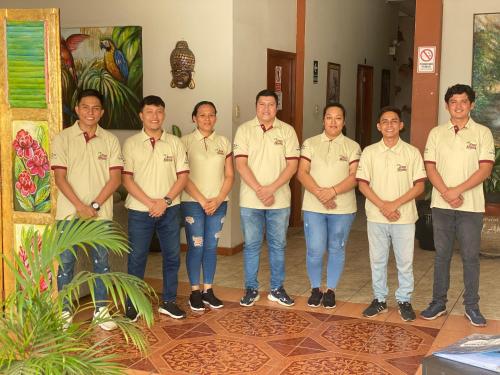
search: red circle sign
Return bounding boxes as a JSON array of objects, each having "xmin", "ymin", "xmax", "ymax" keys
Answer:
[{"xmin": 420, "ymin": 48, "xmax": 433, "ymax": 62}]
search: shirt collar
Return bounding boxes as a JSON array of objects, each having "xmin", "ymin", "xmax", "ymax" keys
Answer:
[
  {"xmin": 253, "ymin": 116, "xmax": 282, "ymax": 130},
  {"xmin": 378, "ymin": 137, "xmax": 403, "ymax": 153},
  {"xmin": 140, "ymin": 129, "xmax": 166, "ymax": 143},
  {"xmin": 194, "ymin": 128, "xmax": 216, "ymax": 141},
  {"xmin": 320, "ymin": 131, "xmax": 344, "ymax": 143},
  {"xmin": 71, "ymin": 121, "xmax": 102, "ymax": 138},
  {"xmin": 447, "ymin": 118, "xmax": 474, "ymax": 131}
]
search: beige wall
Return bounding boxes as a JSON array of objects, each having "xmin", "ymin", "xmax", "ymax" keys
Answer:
[
  {"xmin": 439, "ymin": 0, "xmax": 499, "ymax": 125},
  {"xmin": 303, "ymin": 0, "xmax": 398, "ymax": 142}
]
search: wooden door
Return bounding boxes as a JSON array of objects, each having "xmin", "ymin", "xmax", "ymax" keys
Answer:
[
  {"xmin": 355, "ymin": 64, "xmax": 374, "ymax": 149},
  {"xmin": 267, "ymin": 49, "xmax": 301, "ymax": 227}
]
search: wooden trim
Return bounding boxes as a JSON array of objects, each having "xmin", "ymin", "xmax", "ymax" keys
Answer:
[{"xmin": 181, "ymin": 242, "xmax": 243, "ymax": 256}]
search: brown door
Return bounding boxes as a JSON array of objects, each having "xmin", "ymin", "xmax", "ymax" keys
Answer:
[
  {"xmin": 355, "ymin": 64, "xmax": 374, "ymax": 149},
  {"xmin": 266, "ymin": 49, "xmax": 301, "ymax": 227}
]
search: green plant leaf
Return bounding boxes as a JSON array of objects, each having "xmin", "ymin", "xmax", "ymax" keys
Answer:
[
  {"xmin": 34, "ymin": 200, "xmax": 51, "ymax": 213},
  {"xmin": 14, "ymin": 156, "xmax": 25, "ymax": 179},
  {"xmin": 123, "ymin": 38, "xmax": 140, "ymax": 65},
  {"xmin": 34, "ymin": 183, "xmax": 50, "ymax": 206},
  {"xmin": 15, "ymin": 188, "xmax": 35, "ymax": 211}
]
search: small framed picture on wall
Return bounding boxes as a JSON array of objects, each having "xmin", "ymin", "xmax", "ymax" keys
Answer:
[{"xmin": 326, "ymin": 62, "xmax": 341, "ymax": 105}]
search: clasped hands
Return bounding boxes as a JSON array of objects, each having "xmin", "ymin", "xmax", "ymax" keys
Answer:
[
  {"xmin": 441, "ymin": 187, "xmax": 464, "ymax": 208},
  {"xmin": 379, "ymin": 201, "xmax": 400, "ymax": 222},
  {"xmin": 256, "ymin": 185, "xmax": 276, "ymax": 207},
  {"xmin": 315, "ymin": 187, "xmax": 337, "ymax": 209}
]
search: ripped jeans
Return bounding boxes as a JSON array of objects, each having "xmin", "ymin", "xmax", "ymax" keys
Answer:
[
  {"xmin": 181, "ymin": 201, "xmax": 227, "ymax": 286},
  {"xmin": 304, "ymin": 211, "xmax": 355, "ymax": 290},
  {"xmin": 57, "ymin": 219, "xmax": 111, "ymax": 309}
]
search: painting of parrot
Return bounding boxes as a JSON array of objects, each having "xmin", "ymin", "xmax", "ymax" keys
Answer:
[
  {"xmin": 100, "ymin": 38, "xmax": 129, "ymax": 83},
  {"xmin": 60, "ymin": 34, "xmax": 89, "ymax": 82}
]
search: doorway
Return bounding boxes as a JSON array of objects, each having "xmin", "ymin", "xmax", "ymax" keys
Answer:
[
  {"xmin": 355, "ymin": 64, "xmax": 374, "ymax": 149},
  {"xmin": 266, "ymin": 49, "xmax": 301, "ymax": 227}
]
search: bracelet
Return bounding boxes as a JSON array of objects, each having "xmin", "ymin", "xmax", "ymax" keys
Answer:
[{"xmin": 332, "ymin": 186, "xmax": 338, "ymax": 196}]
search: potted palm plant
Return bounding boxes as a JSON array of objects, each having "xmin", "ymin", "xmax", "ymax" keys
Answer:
[{"xmin": 0, "ymin": 219, "xmax": 156, "ymax": 374}]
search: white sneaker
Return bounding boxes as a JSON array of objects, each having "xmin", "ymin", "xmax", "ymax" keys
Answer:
[
  {"xmin": 93, "ymin": 307, "xmax": 118, "ymax": 331},
  {"xmin": 62, "ymin": 310, "xmax": 73, "ymax": 331}
]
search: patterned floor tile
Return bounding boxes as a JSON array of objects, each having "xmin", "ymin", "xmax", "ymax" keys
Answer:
[
  {"xmin": 386, "ymin": 355, "xmax": 425, "ymax": 375},
  {"xmin": 162, "ymin": 322, "xmax": 215, "ymax": 339}
]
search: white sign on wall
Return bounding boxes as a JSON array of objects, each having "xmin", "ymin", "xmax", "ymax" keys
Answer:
[{"xmin": 417, "ymin": 46, "xmax": 436, "ymax": 73}]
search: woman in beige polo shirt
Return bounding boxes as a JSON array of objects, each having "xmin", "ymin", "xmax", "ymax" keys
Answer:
[
  {"xmin": 297, "ymin": 103, "xmax": 361, "ymax": 308},
  {"xmin": 181, "ymin": 101, "xmax": 234, "ymax": 311}
]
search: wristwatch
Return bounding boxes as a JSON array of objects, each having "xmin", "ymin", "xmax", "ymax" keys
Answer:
[
  {"xmin": 91, "ymin": 201, "xmax": 101, "ymax": 211},
  {"xmin": 164, "ymin": 196, "xmax": 173, "ymax": 206}
]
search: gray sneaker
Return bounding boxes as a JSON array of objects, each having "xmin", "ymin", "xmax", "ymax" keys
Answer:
[
  {"xmin": 465, "ymin": 307, "xmax": 486, "ymax": 327},
  {"xmin": 420, "ymin": 301, "xmax": 447, "ymax": 320},
  {"xmin": 240, "ymin": 288, "xmax": 260, "ymax": 307}
]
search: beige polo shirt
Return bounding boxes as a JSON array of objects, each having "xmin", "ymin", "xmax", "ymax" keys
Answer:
[
  {"xmin": 301, "ymin": 132, "xmax": 361, "ymax": 214},
  {"xmin": 424, "ymin": 118, "xmax": 495, "ymax": 212},
  {"xmin": 233, "ymin": 116, "xmax": 300, "ymax": 209},
  {"xmin": 122, "ymin": 130, "xmax": 189, "ymax": 212},
  {"xmin": 50, "ymin": 121, "xmax": 124, "ymax": 220},
  {"xmin": 356, "ymin": 138, "xmax": 426, "ymax": 224},
  {"xmin": 181, "ymin": 129, "xmax": 232, "ymax": 202}
]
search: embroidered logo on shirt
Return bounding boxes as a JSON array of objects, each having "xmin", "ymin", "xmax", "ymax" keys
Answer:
[
  {"xmin": 164, "ymin": 155, "xmax": 173, "ymax": 162},
  {"xmin": 216, "ymin": 148, "xmax": 225, "ymax": 156},
  {"xmin": 339, "ymin": 155, "xmax": 348, "ymax": 162},
  {"xmin": 466, "ymin": 142, "xmax": 477, "ymax": 150},
  {"xmin": 97, "ymin": 152, "xmax": 108, "ymax": 161},
  {"xmin": 274, "ymin": 138, "xmax": 284, "ymax": 146},
  {"xmin": 397, "ymin": 164, "xmax": 407, "ymax": 172}
]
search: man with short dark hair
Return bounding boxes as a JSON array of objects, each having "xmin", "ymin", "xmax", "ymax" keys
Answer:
[
  {"xmin": 51, "ymin": 89, "xmax": 123, "ymax": 331},
  {"xmin": 234, "ymin": 89, "xmax": 300, "ymax": 307},
  {"xmin": 122, "ymin": 95, "xmax": 189, "ymax": 321},
  {"xmin": 356, "ymin": 106, "xmax": 425, "ymax": 322},
  {"xmin": 421, "ymin": 84, "xmax": 495, "ymax": 327}
]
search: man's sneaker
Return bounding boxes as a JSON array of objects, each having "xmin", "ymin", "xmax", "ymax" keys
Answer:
[
  {"xmin": 62, "ymin": 310, "xmax": 73, "ymax": 331},
  {"xmin": 322, "ymin": 289, "xmax": 336, "ymax": 309},
  {"xmin": 362, "ymin": 299, "xmax": 388, "ymax": 318},
  {"xmin": 202, "ymin": 288, "xmax": 224, "ymax": 309},
  {"xmin": 307, "ymin": 288, "xmax": 323, "ymax": 307},
  {"xmin": 267, "ymin": 286, "xmax": 295, "ymax": 307},
  {"xmin": 93, "ymin": 307, "xmax": 118, "ymax": 331},
  {"xmin": 158, "ymin": 301, "xmax": 186, "ymax": 319},
  {"xmin": 189, "ymin": 290, "xmax": 205, "ymax": 311},
  {"xmin": 125, "ymin": 304, "xmax": 140, "ymax": 323},
  {"xmin": 398, "ymin": 301, "xmax": 416, "ymax": 322},
  {"xmin": 240, "ymin": 288, "xmax": 260, "ymax": 307},
  {"xmin": 465, "ymin": 307, "xmax": 487, "ymax": 327},
  {"xmin": 420, "ymin": 301, "xmax": 447, "ymax": 320}
]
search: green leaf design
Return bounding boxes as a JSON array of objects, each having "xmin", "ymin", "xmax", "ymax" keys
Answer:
[
  {"xmin": 35, "ymin": 199, "xmax": 51, "ymax": 213},
  {"xmin": 34, "ymin": 184, "xmax": 50, "ymax": 206},
  {"xmin": 123, "ymin": 38, "xmax": 140, "ymax": 65},
  {"xmin": 15, "ymin": 188, "xmax": 35, "ymax": 211},
  {"xmin": 127, "ymin": 59, "xmax": 143, "ymax": 94},
  {"xmin": 14, "ymin": 157, "xmax": 25, "ymax": 179}
]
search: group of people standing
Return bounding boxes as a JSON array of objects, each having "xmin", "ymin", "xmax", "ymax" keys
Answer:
[{"xmin": 51, "ymin": 83, "xmax": 494, "ymax": 331}]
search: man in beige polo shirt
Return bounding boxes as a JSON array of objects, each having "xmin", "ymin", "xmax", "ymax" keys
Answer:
[
  {"xmin": 421, "ymin": 84, "xmax": 495, "ymax": 327},
  {"xmin": 51, "ymin": 89, "xmax": 123, "ymax": 331},
  {"xmin": 234, "ymin": 89, "xmax": 300, "ymax": 307},
  {"xmin": 122, "ymin": 95, "xmax": 189, "ymax": 321},
  {"xmin": 356, "ymin": 106, "xmax": 425, "ymax": 322}
]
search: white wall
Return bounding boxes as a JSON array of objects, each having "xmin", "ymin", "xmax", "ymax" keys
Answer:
[
  {"xmin": 439, "ymin": 0, "xmax": 499, "ymax": 125},
  {"xmin": 303, "ymin": 0, "xmax": 398, "ymax": 142}
]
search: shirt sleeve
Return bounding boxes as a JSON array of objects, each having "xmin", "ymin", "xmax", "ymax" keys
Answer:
[
  {"xmin": 122, "ymin": 139, "xmax": 134, "ymax": 174},
  {"xmin": 479, "ymin": 127, "xmax": 495, "ymax": 163},
  {"xmin": 175, "ymin": 138, "xmax": 190, "ymax": 174},
  {"xmin": 109, "ymin": 135, "xmax": 124, "ymax": 170},
  {"xmin": 233, "ymin": 126, "xmax": 248, "ymax": 157},
  {"xmin": 355, "ymin": 149, "xmax": 371, "ymax": 183},
  {"xmin": 300, "ymin": 138, "xmax": 312, "ymax": 162},
  {"xmin": 412, "ymin": 148, "xmax": 427, "ymax": 183},
  {"xmin": 223, "ymin": 136, "xmax": 233, "ymax": 158},
  {"xmin": 50, "ymin": 133, "xmax": 67, "ymax": 169},
  {"xmin": 349, "ymin": 141, "xmax": 362, "ymax": 164},
  {"xmin": 423, "ymin": 128, "xmax": 437, "ymax": 163},
  {"xmin": 284, "ymin": 126, "xmax": 300, "ymax": 160}
]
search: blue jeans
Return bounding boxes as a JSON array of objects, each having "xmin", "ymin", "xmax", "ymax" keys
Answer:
[
  {"xmin": 304, "ymin": 211, "xmax": 355, "ymax": 289},
  {"xmin": 57, "ymin": 219, "xmax": 111, "ymax": 309},
  {"xmin": 240, "ymin": 207, "xmax": 290, "ymax": 290},
  {"xmin": 181, "ymin": 201, "xmax": 227, "ymax": 286},
  {"xmin": 367, "ymin": 221, "xmax": 415, "ymax": 302},
  {"xmin": 431, "ymin": 208, "xmax": 483, "ymax": 308},
  {"xmin": 127, "ymin": 205, "xmax": 181, "ymax": 302}
]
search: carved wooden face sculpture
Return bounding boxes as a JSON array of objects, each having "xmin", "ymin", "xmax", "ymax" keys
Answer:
[{"xmin": 170, "ymin": 41, "xmax": 195, "ymax": 89}]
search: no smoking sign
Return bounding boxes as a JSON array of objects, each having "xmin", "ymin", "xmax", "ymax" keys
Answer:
[{"xmin": 417, "ymin": 46, "xmax": 436, "ymax": 73}]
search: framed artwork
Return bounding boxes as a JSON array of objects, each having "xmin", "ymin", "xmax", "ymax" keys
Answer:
[
  {"xmin": 61, "ymin": 26, "xmax": 143, "ymax": 129},
  {"xmin": 472, "ymin": 13, "xmax": 500, "ymax": 144},
  {"xmin": 326, "ymin": 62, "xmax": 341, "ymax": 105}
]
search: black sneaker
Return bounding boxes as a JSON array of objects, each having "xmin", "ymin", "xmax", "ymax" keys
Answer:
[
  {"xmin": 322, "ymin": 289, "xmax": 336, "ymax": 309},
  {"xmin": 362, "ymin": 299, "xmax": 388, "ymax": 317},
  {"xmin": 420, "ymin": 301, "xmax": 447, "ymax": 320},
  {"xmin": 267, "ymin": 286, "xmax": 294, "ymax": 307},
  {"xmin": 158, "ymin": 301, "xmax": 186, "ymax": 319},
  {"xmin": 465, "ymin": 307, "xmax": 487, "ymax": 327},
  {"xmin": 398, "ymin": 301, "xmax": 416, "ymax": 322},
  {"xmin": 307, "ymin": 288, "xmax": 323, "ymax": 307},
  {"xmin": 125, "ymin": 304, "xmax": 139, "ymax": 322},
  {"xmin": 202, "ymin": 288, "xmax": 224, "ymax": 309},
  {"xmin": 189, "ymin": 290, "xmax": 205, "ymax": 311},
  {"xmin": 240, "ymin": 288, "xmax": 260, "ymax": 307}
]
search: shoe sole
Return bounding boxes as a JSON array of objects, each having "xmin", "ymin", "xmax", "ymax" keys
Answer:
[
  {"xmin": 363, "ymin": 308, "xmax": 388, "ymax": 318},
  {"xmin": 158, "ymin": 307, "xmax": 186, "ymax": 319},
  {"xmin": 267, "ymin": 293, "xmax": 295, "ymax": 307},
  {"xmin": 188, "ymin": 301, "xmax": 205, "ymax": 312},
  {"xmin": 464, "ymin": 312, "xmax": 487, "ymax": 327},
  {"xmin": 202, "ymin": 300, "xmax": 224, "ymax": 309},
  {"xmin": 98, "ymin": 323, "xmax": 118, "ymax": 331},
  {"xmin": 323, "ymin": 304, "xmax": 336, "ymax": 309},
  {"xmin": 240, "ymin": 294, "xmax": 260, "ymax": 307},
  {"xmin": 398, "ymin": 310, "xmax": 416, "ymax": 322},
  {"xmin": 307, "ymin": 302, "xmax": 321, "ymax": 308},
  {"xmin": 420, "ymin": 309, "xmax": 447, "ymax": 320}
]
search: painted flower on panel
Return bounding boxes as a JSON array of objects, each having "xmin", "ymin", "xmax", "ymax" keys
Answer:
[
  {"xmin": 18, "ymin": 231, "xmax": 51, "ymax": 292},
  {"xmin": 15, "ymin": 171, "xmax": 37, "ymax": 197},
  {"xmin": 13, "ymin": 129, "xmax": 40, "ymax": 159},
  {"xmin": 26, "ymin": 147, "xmax": 50, "ymax": 178}
]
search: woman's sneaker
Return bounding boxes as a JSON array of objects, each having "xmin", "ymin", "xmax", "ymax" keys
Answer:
[
  {"xmin": 322, "ymin": 289, "xmax": 336, "ymax": 309},
  {"xmin": 202, "ymin": 288, "xmax": 224, "ymax": 309},
  {"xmin": 267, "ymin": 286, "xmax": 294, "ymax": 307},
  {"xmin": 307, "ymin": 288, "xmax": 323, "ymax": 307},
  {"xmin": 159, "ymin": 301, "xmax": 187, "ymax": 319},
  {"xmin": 189, "ymin": 290, "xmax": 205, "ymax": 311},
  {"xmin": 240, "ymin": 288, "xmax": 260, "ymax": 307}
]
